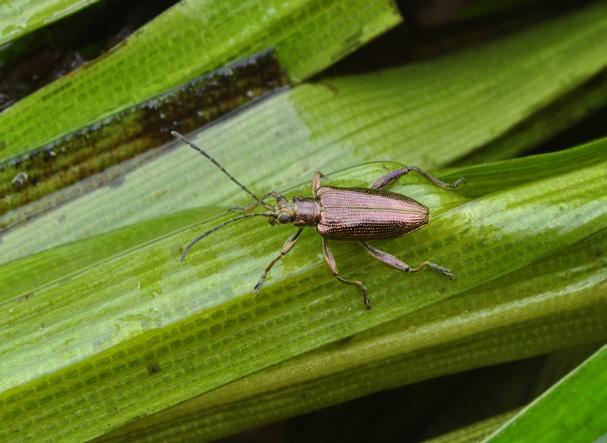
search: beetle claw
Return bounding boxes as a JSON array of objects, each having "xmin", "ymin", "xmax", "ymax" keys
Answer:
[
  {"xmin": 443, "ymin": 272, "xmax": 455, "ymax": 280},
  {"xmin": 362, "ymin": 286, "xmax": 371, "ymax": 309},
  {"xmin": 431, "ymin": 263, "xmax": 455, "ymax": 279},
  {"xmin": 452, "ymin": 177, "xmax": 465, "ymax": 188}
]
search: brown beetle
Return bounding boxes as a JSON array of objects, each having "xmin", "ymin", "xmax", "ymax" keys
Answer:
[{"xmin": 173, "ymin": 131, "xmax": 463, "ymax": 309}]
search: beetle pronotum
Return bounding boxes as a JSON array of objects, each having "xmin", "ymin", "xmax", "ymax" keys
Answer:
[{"xmin": 173, "ymin": 131, "xmax": 464, "ymax": 309}]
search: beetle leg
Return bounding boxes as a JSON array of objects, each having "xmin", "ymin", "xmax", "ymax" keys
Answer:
[
  {"xmin": 228, "ymin": 201, "xmax": 262, "ymax": 212},
  {"xmin": 361, "ymin": 241, "xmax": 455, "ymax": 279},
  {"xmin": 230, "ymin": 191, "xmax": 286, "ymax": 213},
  {"xmin": 323, "ymin": 239, "xmax": 371, "ymax": 309},
  {"xmin": 254, "ymin": 228, "xmax": 304, "ymax": 294},
  {"xmin": 313, "ymin": 171, "xmax": 324, "ymax": 197},
  {"xmin": 371, "ymin": 166, "xmax": 464, "ymax": 190}
]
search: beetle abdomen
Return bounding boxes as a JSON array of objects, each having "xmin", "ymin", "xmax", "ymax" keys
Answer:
[{"xmin": 316, "ymin": 187, "xmax": 429, "ymax": 240}]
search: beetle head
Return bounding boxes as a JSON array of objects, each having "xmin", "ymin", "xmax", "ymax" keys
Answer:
[{"xmin": 269, "ymin": 194, "xmax": 296, "ymax": 225}]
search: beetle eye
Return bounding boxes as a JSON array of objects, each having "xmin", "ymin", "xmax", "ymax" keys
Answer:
[{"xmin": 278, "ymin": 214, "xmax": 290, "ymax": 224}]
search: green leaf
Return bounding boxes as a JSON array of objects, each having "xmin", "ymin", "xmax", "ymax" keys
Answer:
[
  {"xmin": 0, "ymin": 206, "xmax": 217, "ymax": 300},
  {"xmin": 485, "ymin": 345, "xmax": 607, "ymax": 443},
  {"xmin": 0, "ymin": 0, "xmax": 401, "ymax": 159},
  {"xmin": 4, "ymin": 2, "xmax": 607, "ymax": 265},
  {"xmin": 3, "ymin": 136, "xmax": 606, "ymax": 301},
  {"xmin": 2, "ymin": 137, "xmax": 606, "ymax": 441},
  {"xmin": 98, "ymin": 194, "xmax": 607, "ymax": 442},
  {"xmin": 0, "ymin": 50, "xmax": 289, "ymax": 220},
  {"xmin": 456, "ymin": 70, "xmax": 607, "ymax": 165},
  {"xmin": 3, "ymin": 4, "xmax": 607, "ymax": 441},
  {"xmin": 423, "ymin": 410, "xmax": 519, "ymax": 443},
  {"xmin": 0, "ymin": 0, "xmax": 102, "ymax": 46}
]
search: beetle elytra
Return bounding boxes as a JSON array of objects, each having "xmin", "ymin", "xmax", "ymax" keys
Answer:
[{"xmin": 173, "ymin": 131, "xmax": 464, "ymax": 309}]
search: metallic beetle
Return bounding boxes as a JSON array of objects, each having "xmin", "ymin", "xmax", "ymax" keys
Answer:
[{"xmin": 173, "ymin": 131, "xmax": 464, "ymax": 309}]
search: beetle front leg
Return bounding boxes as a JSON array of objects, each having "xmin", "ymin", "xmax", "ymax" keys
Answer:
[
  {"xmin": 323, "ymin": 239, "xmax": 371, "ymax": 309},
  {"xmin": 361, "ymin": 241, "xmax": 455, "ymax": 279},
  {"xmin": 254, "ymin": 228, "xmax": 304, "ymax": 294},
  {"xmin": 228, "ymin": 201, "xmax": 262, "ymax": 212},
  {"xmin": 372, "ymin": 166, "xmax": 464, "ymax": 190},
  {"xmin": 230, "ymin": 191, "xmax": 287, "ymax": 213}
]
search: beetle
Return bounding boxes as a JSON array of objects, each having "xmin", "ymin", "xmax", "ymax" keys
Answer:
[{"xmin": 172, "ymin": 131, "xmax": 464, "ymax": 309}]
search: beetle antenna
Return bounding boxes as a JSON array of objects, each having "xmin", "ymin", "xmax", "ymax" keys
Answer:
[
  {"xmin": 171, "ymin": 131, "xmax": 263, "ymax": 204},
  {"xmin": 181, "ymin": 212, "xmax": 274, "ymax": 261}
]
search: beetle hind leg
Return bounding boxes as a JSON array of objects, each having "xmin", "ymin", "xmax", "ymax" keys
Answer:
[
  {"xmin": 323, "ymin": 239, "xmax": 371, "ymax": 309},
  {"xmin": 361, "ymin": 241, "xmax": 455, "ymax": 279},
  {"xmin": 371, "ymin": 166, "xmax": 464, "ymax": 190}
]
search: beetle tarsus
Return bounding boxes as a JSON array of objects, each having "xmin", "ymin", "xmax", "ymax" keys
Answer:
[
  {"xmin": 437, "ymin": 266, "xmax": 456, "ymax": 279},
  {"xmin": 362, "ymin": 286, "xmax": 371, "ymax": 310},
  {"xmin": 450, "ymin": 177, "xmax": 465, "ymax": 189},
  {"xmin": 253, "ymin": 280, "xmax": 264, "ymax": 294},
  {"xmin": 422, "ymin": 262, "xmax": 455, "ymax": 279},
  {"xmin": 336, "ymin": 275, "xmax": 370, "ymax": 309}
]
